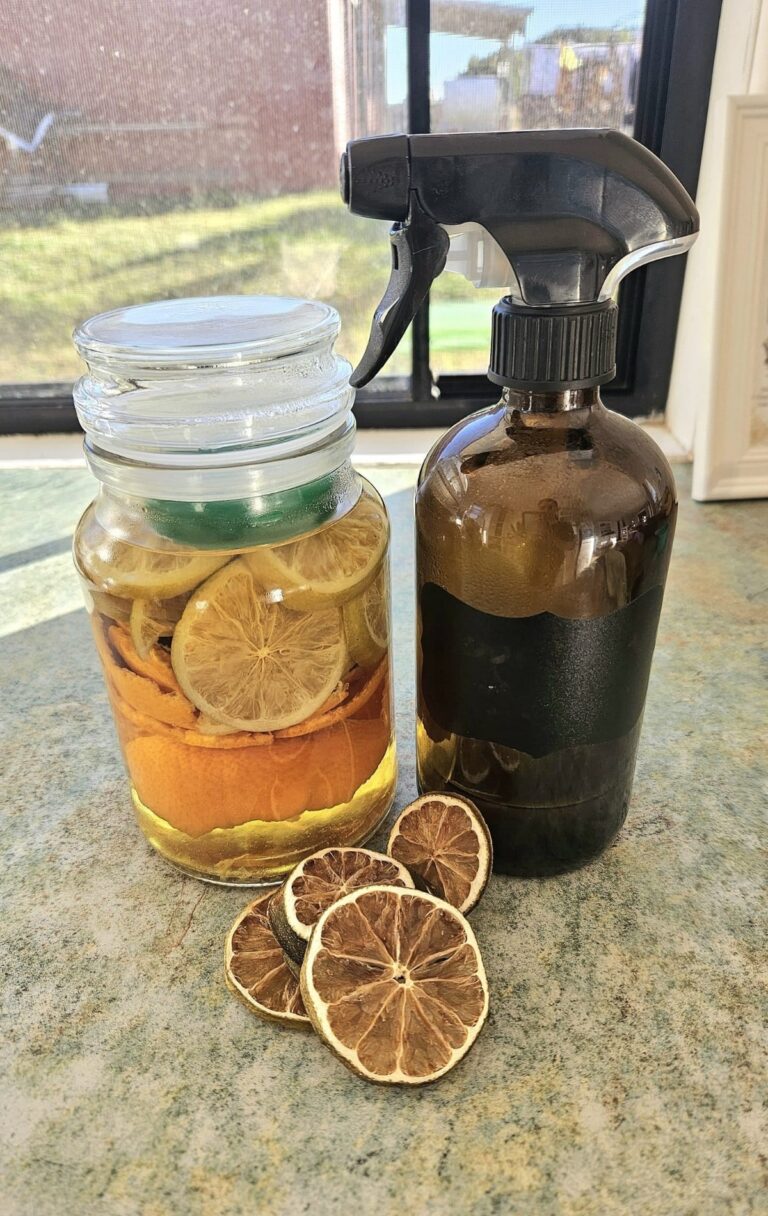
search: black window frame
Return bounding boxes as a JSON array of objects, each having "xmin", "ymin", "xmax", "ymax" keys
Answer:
[{"xmin": 0, "ymin": 0, "xmax": 721, "ymax": 434}]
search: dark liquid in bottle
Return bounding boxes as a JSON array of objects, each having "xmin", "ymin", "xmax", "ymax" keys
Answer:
[{"xmin": 415, "ymin": 392, "xmax": 676, "ymax": 876}]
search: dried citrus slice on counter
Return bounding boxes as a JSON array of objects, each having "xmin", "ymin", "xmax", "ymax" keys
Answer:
[
  {"xmin": 270, "ymin": 846, "xmax": 414, "ymax": 963},
  {"xmin": 300, "ymin": 885, "xmax": 489, "ymax": 1085},
  {"xmin": 245, "ymin": 492, "xmax": 387, "ymax": 609},
  {"xmin": 171, "ymin": 558, "xmax": 347, "ymax": 732},
  {"xmin": 76, "ymin": 506, "xmax": 227, "ymax": 598},
  {"xmin": 343, "ymin": 567, "xmax": 389, "ymax": 668},
  {"xmin": 387, "ymin": 793, "xmax": 492, "ymax": 915},
  {"xmin": 225, "ymin": 891, "xmax": 309, "ymax": 1026},
  {"xmin": 130, "ymin": 593, "xmax": 189, "ymax": 658}
]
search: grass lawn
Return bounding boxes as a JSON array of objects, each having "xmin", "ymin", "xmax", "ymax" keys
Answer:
[{"xmin": 0, "ymin": 191, "xmax": 493, "ymax": 385}]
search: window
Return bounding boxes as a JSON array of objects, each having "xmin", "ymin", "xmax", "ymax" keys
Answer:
[{"xmin": 0, "ymin": 0, "xmax": 721, "ymax": 432}]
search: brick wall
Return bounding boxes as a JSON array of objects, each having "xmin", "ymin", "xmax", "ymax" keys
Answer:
[{"xmin": 2, "ymin": 0, "xmax": 338, "ymax": 199}]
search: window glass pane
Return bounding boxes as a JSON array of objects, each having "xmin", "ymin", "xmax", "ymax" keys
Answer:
[
  {"xmin": 0, "ymin": 0, "xmax": 409, "ymax": 386},
  {"xmin": 429, "ymin": 0, "xmax": 648, "ymax": 376}
]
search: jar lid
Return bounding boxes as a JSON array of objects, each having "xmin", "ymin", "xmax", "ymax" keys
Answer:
[
  {"xmin": 73, "ymin": 296, "xmax": 356, "ymax": 495},
  {"xmin": 74, "ymin": 295, "xmax": 340, "ymax": 369}
]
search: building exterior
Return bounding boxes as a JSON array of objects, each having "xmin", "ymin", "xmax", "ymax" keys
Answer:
[{"xmin": 1, "ymin": 0, "xmax": 338, "ymax": 202}]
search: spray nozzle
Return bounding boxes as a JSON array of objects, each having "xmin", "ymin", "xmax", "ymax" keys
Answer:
[{"xmin": 341, "ymin": 129, "xmax": 699, "ymax": 389}]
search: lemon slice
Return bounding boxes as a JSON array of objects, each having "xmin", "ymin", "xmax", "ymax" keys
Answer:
[
  {"xmin": 76, "ymin": 506, "xmax": 227, "ymax": 599},
  {"xmin": 343, "ymin": 566, "xmax": 389, "ymax": 668},
  {"xmin": 171, "ymin": 558, "xmax": 346, "ymax": 732},
  {"xmin": 300, "ymin": 886, "xmax": 489, "ymax": 1085},
  {"xmin": 130, "ymin": 594, "xmax": 190, "ymax": 658},
  {"xmin": 245, "ymin": 491, "xmax": 387, "ymax": 610}
]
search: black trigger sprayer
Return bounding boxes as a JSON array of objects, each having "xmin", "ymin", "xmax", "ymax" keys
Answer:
[
  {"xmin": 340, "ymin": 128, "xmax": 698, "ymax": 390},
  {"xmin": 341, "ymin": 129, "xmax": 700, "ymax": 877}
]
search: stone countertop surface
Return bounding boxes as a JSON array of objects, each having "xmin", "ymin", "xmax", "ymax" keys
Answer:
[{"xmin": 1, "ymin": 463, "xmax": 766, "ymax": 1216}]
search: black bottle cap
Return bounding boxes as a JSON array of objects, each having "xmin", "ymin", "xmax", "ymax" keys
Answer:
[{"xmin": 488, "ymin": 298, "xmax": 618, "ymax": 390}]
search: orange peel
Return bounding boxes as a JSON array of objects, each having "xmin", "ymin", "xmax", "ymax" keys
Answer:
[
  {"xmin": 107, "ymin": 623, "xmax": 182, "ymax": 694},
  {"xmin": 123, "ymin": 714, "xmax": 390, "ymax": 836}
]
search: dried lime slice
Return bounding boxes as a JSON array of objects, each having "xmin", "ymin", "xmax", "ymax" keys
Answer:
[
  {"xmin": 270, "ymin": 846, "xmax": 414, "ymax": 964},
  {"xmin": 245, "ymin": 491, "xmax": 387, "ymax": 610},
  {"xmin": 387, "ymin": 793, "xmax": 492, "ymax": 915},
  {"xmin": 300, "ymin": 885, "xmax": 489, "ymax": 1085},
  {"xmin": 76, "ymin": 505, "xmax": 226, "ymax": 599},
  {"xmin": 171, "ymin": 558, "xmax": 346, "ymax": 731},
  {"xmin": 343, "ymin": 566, "xmax": 388, "ymax": 668},
  {"xmin": 225, "ymin": 891, "xmax": 309, "ymax": 1026}
]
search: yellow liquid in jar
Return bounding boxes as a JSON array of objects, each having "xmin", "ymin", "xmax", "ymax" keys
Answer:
[{"xmin": 132, "ymin": 741, "xmax": 397, "ymax": 884}]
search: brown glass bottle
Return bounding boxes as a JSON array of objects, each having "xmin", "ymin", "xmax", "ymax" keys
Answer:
[{"xmin": 415, "ymin": 388, "xmax": 676, "ymax": 876}]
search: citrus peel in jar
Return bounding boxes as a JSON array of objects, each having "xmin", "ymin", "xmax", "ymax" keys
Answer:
[
  {"xmin": 107, "ymin": 623, "xmax": 182, "ymax": 695},
  {"xmin": 124, "ymin": 714, "xmax": 390, "ymax": 835},
  {"xmin": 109, "ymin": 657, "xmax": 388, "ymax": 750},
  {"xmin": 130, "ymin": 594, "xmax": 189, "ymax": 658}
]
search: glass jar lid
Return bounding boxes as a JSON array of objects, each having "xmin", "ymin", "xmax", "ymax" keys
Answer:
[
  {"xmin": 73, "ymin": 295, "xmax": 356, "ymax": 501},
  {"xmin": 74, "ymin": 295, "xmax": 341, "ymax": 370}
]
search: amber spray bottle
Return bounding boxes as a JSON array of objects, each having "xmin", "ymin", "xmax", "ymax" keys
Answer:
[{"xmin": 341, "ymin": 129, "xmax": 698, "ymax": 875}]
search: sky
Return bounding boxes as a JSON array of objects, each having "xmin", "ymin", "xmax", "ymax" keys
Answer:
[{"xmin": 386, "ymin": 0, "xmax": 647, "ymax": 104}]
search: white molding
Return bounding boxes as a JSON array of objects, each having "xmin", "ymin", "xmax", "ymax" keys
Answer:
[
  {"xmin": 666, "ymin": 0, "xmax": 765, "ymax": 455},
  {"xmin": 692, "ymin": 95, "xmax": 768, "ymax": 500}
]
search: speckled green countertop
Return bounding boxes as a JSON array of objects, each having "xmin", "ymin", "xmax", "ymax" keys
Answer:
[{"xmin": 1, "ymin": 463, "xmax": 766, "ymax": 1216}]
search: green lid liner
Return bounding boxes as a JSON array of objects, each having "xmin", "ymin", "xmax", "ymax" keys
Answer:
[{"xmin": 144, "ymin": 468, "xmax": 356, "ymax": 550}]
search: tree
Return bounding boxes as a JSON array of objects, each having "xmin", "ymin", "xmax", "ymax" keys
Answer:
[
  {"xmin": 534, "ymin": 26, "xmax": 637, "ymax": 44},
  {"xmin": 461, "ymin": 50, "xmax": 502, "ymax": 77}
]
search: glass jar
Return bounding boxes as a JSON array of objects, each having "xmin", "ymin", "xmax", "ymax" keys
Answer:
[{"xmin": 72, "ymin": 296, "xmax": 396, "ymax": 885}]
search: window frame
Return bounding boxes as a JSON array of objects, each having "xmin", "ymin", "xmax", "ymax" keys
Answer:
[{"xmin": 0, "ymin": 0, "xmax": 722, "ymax": 434}]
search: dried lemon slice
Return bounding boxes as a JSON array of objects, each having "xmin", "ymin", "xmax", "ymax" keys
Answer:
[
  {"xmin": 270, "ymin": 846, "xmax": 414, "ymax": 964},
  {"xmin": 225, "ymin": 891, "xmax": 309, "ymax": 1026},
  {"xmin": 245, "ymin": 491, "xmax": 387, "ymax": 610},
  {"xmin": 76, "ymin": 505, "xmax": 227, "ymax": 599},
  {"xmin": 300, "ymin": 885, "xmax": 489, "ymax": 1085},
  {"xmin": 343, "ymin": 566, "xmax": 389, "ymax": 668},
  {"xmin": 387, "ymin": 793, "xmax": 492, "ymax": 915},
  {"xmin": 130, "ymin": 593, "xmax": 189, "ymax": 658},
  {"xmin": 171, "ymin": 558, "xmax": 346, "ymax": 731}
]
